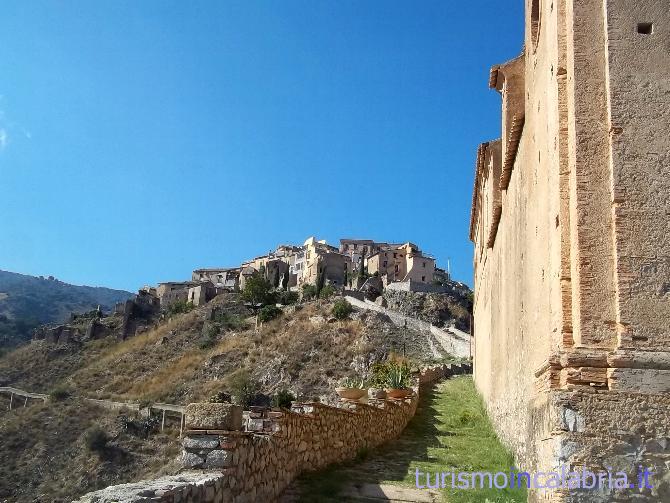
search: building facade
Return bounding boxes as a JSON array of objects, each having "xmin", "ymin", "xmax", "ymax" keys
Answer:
[
  {"xmin": 191, "ymin": 268, "xmax": 240, "ymax": 291},
  {"xmin": 470, "ymin": 0, "xmax": 670, "ymax": 501},
  {"xmin": 366, "ymin": 242, "xmax": 435, "ymax": 286}
]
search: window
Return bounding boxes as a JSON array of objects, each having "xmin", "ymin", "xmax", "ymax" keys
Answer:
[
  {"xmin": 531, "ymin": 0, "xmax": 541, "ymax": 52},
  {"xmin": 354, "ymin": 244, "xmax": 358, "ymax": 250},
  {"xmin": 423, "ymin": 262, "xmax": 426, "ymax": 268},
  {"xmin": 395, "ymin": 265, "xmax": 399, "ymax": 272},
  {"xmin": 393, "ymin": 253, "xmax": 397, "ymax": 258},
  {"xmin": 638, "ymin": 22, "xmax": 653, "ymax": 34},
  {"xmin": 421, "ymin": 276, "xmax": 426, "ymax": 282},
  {"xmin": 383, "ymin": 261, "xmax": 387, "ymax": 267}
]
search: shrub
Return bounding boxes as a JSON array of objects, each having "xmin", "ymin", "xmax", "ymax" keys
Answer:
[
  {"xmin": 199, "ymin": 336, "xmax": 216, "ymax": 350},
  {"xmin": 319, "ymin": 284, "xmax": 336, "ymax": 299},
  {"xmin": 50, "ymin": 387, "xmax": 71, "ymax": 401},
  {"xmin": 272, "ymin": 389, "xmax": 295, "ymax": 409},
  {"xmin": 337, "ymin": 376, "xmax": 365, "ymax": 388},
  {"xmin": 208, "ymin": 391, "xmax": 232, "ymax": 403},
  {"xmin": 332, "ymin": 299, "xmax": 353, "ymax": 320},
  {"xmin": 301, "ymin": 284, "xmax": 317, "ymax": 300},
  {"xmin": 199, "ymin": 323, "xmax": 220, "ymax": 349},
  {"xmin": 278, "ymin": 290, "xmax": 299, "ymax": 305},
  {"xmin": 258, "ymin": 305, "xmax": 282, "ymax": 323},
  {"xmin": 241, "ymin": 272, "xmax": 273, "ymax": 306},
  {"xmin": 385, "ymin": 364, "xmax": 409, "ymax": 389},
  {"xmin": 369, "ymin": 359, "xmax": 410, "ymax": 388},
  {"xmin": 167, "ymin": 300, "xmax": 194, "ymax": 315},
  {"xmin": 228, "ymin": 370, "xmax": 261, "ymax": 408},
  {"xmin": 213, "ymin": 312, "xmax": 246, "ymax": 331},
  {"xmin": 84, "ymin": 426, "xmax": 109, "ymax": 452},
  {"xmin": 118, "ymin": 415, "xmax": 160, "ymax": 439}
]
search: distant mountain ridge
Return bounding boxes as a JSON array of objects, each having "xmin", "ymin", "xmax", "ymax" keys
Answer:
[{"xmin": 0, "ymin": 270, "xmax": 133, "ymax": 348}]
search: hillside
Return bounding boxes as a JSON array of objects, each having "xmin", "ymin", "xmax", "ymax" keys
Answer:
[
  {"xmin": 0, "ymin": 290, "xmax": 472, "ymax": 501},
  {"xmin": 0, "ymin": 270, "xmax": 133, "ymax": 349}
]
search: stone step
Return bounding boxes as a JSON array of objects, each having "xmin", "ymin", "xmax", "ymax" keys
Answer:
[{"xmin": 341, "ymin": 483, "xmax": 441, "ymax": 502}]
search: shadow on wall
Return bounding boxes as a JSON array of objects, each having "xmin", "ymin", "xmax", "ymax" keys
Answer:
[{"xmin": 288, "ymin": 383, "xmax": 444, "ymax": 500}]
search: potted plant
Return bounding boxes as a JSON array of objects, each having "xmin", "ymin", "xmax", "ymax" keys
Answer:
[
  {"xmin": 335, "ymin": 376, "xmax": 367, "ymax": 400},
  {"xmin": 384, "ymin": 364, "xmax": 412, "ymax": 399}
]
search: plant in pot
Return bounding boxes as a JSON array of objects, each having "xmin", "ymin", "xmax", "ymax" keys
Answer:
[
  {"xmin": 335, "ymin": 376, "xmax": 367, "ymax": 401},
  {"xmin": 367, "ymin": 361, "xmax": 390, "ymax": 399},
  {"xmin": 384, "ymin": 364, "xmax": 412, "ymax": 399}
]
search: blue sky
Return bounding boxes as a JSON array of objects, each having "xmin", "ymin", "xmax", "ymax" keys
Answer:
[{"xmin": 0, "ymin": 1, "xmax": 523, "ymax": 292}]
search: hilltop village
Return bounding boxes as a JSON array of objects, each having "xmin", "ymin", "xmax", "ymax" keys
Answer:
[{"xmin": 149, "ymin": 236, "xmax": 453, "ymax": 310}]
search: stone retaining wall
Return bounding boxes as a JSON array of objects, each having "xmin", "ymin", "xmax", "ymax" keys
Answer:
[
  {"xmin": 78, "ymin": 363, "xmax": 470, "ymax": 503},
  {"xmin": 345, "ymin": 295, "xmax": 472, "ymax": 358}
]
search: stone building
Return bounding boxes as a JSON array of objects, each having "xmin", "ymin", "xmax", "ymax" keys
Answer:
[
  {"xmin": 187, "ymin": 282, "xmax": 218, "ymax": 307},
  {"xmin": 156, "ymin": 281, "xmax": 197, "ymax": 308},
  {"xmin": 470, "ymin": 0, "xmax": 670, "ymax": 501},
  {"xmin": 301, "ymin": 236, "xmax": 351, "ymax": 288},
  {"xmin": 191, "ymin": 268, "xmax": 240, "ymax": 291},
  {"xmin": 339, "ymin": 238, "xmax": 390, "ymax": 269},
  {"xmin": 366, "ymin": 243, "xmax": 435, "ymax": 286}
]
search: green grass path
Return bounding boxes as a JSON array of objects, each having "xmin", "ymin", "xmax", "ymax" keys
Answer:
[{"xmin": 293, "ymin": 376, "xmax": 527, "ymax": 502}]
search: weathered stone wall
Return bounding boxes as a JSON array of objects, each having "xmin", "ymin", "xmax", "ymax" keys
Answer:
[
  {"xmin": 77, "ymin": 364, "xmax": 467, "ymax": 502},
  {"xmin": 180, "ymin": 397, "xmax": 419, "ymax": 502},
  {"xmin": 470, "ymin": 0, "xmax": 670, "ymax": 501}
]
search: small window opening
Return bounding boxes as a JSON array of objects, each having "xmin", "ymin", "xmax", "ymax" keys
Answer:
[{"xmin": 637, "ymin": 23, "xmax": 653, "ymax": 35}]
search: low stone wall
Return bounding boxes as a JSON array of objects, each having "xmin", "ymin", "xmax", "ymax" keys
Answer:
[
  {"xmin": 76, "ymin": 472, "xmax": 225, "ymax": 503},
  {"xmin": 181, "ymin": 397, "xmax": 419, "ymax": 502},
  {"xmin": 78, "ymin": 363, "xmax": 470, "ymax": 503},
  {"xmin": 386, "ymin": 280, "xmax": 449, "ymax": 294}
]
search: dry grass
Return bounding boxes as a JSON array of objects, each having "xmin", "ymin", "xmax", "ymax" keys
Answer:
[
  {"xmin": 0, "ymin": 292, "xmax": 467, "ymax": 502},
  {"xmin": 0, "ymin": 398, "xmax": 180, "ymax": 502},
  {"xmin": 123, "ymin": 350, "xmax": 204, "ymax": 400}
]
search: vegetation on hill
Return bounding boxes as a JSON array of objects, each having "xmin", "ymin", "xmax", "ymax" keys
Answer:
[
  {"xmin": 0, "ymin": 397, "xmax": 179, "ymax": 502},
  {"xmin": 0, "ymin": 270, "xmax": 132, "ymax": 348},
  {"xmin": 0, "ymin": 293, "xmax": 449, "ymax": 403},
  {"xmin": 0, "ymin": 289, "xmax": 473, "ymax": 501}
]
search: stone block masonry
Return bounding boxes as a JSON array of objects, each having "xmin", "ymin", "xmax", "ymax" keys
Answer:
[
  {"xmin": 77, "ymin": 363, "xmax": 469, "ymax": 502},
  {"xmin": 469, "ymin": 0, "xmax": 670, "ymax": 500}
]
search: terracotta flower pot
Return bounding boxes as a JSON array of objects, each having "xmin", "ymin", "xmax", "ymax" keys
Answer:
[
  {"xmin": 385, "ymin": 388, "xmax": 411, "ymax": 399},
  {"xmin": 368, "ymin": 388, "xmax": 387, "ymax": 400},
  {"xmin": 335, "ymin": 387, "xmax": 367, "ymax": 400}
]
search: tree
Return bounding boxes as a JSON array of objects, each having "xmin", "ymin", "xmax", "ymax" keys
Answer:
[
  {"xmin": 332, "ymin": 299, "xmax": 354, "ymax": 320},
  {"xmin": 258, "ymin": 305, "xmax": 282, "ymax": 322},
  {"xmin": 281, "ymin": 270, "xmax": 290, "ymax": 291},
  {"xmin": 358, "ymin": 256, "xmax": 365, "ymax": 278},
  {"xmin": 241, "ymin": 271, "xmax": 272, "ymax": 306},
  {"xmin": 319, "ymin": 284, "xmax": 336, "ymax": 299},
  {"xmin": 302, "ymin": 284, "xmax": 317, "ymax": 300},
  {"xmin": 273, "ymin": 267, "xmax": 280, "ymax": 288},
  {"xmin": 316, "ymin": 266, "xmax": 326, "ymax": 297}
]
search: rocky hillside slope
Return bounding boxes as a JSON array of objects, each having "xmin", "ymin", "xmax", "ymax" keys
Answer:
[
  {"xmin": 0, "ymin": 270, "xmax": 132, "ymax": 349},
  {"xmin": 0, "ymin": 290, "xmax": 471, "ymax": 501},
  {"xmin": 381, "ymin": 282, "xmax": 472, "ymax": 331}
]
